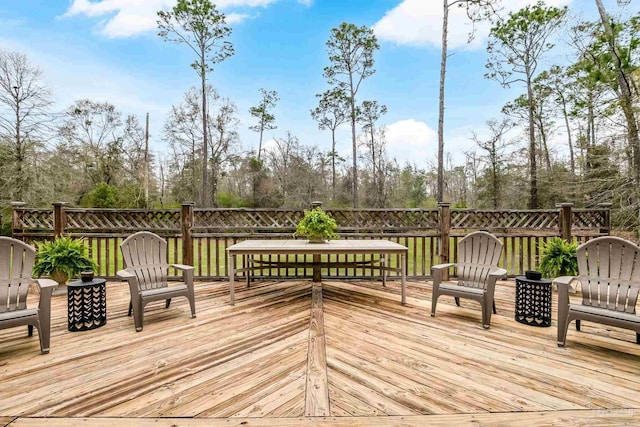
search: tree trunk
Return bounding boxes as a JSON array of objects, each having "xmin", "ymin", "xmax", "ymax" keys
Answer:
[
  {"xmin": 595, "ymin": 0, "xmax": 640, "ymax": 184},
  {"xmin": 561, "ymin": 96, "xmax": 575, "ymax": 177},
  {"xmin": 370, "ymin": 128, "xmax": 376, "ymax": 194},
  {"xmin": 437, "ymin": 0, "xmax": 449, "ymax": 204},
  {"xmin": 258, "ymin": 120, "xmax": 263, "ymax": 162},
  {"xmin": 331, "ymin": 129, "xmax": 336, "ymax": 200},
  {"xmin": 15, "ymin": 92, "xmax": 23, "ymax": 201},
  {"xmin": 490, "ymin": 140, "xmax": 498, "ymax": 209},
  {"xmin": 350, "ymin": 85, "xmax": 358, "ymax": 208},
  {"xmin": 538, "ymin": 118, "xmax": 552, "ymax": 170},
  {"xmin": 526, "ymin": 72, "xmax": 538, "ymax": 209},
  {"xmin": 200, "ymin": 54, "xmax": 209, "ymax": 208}
]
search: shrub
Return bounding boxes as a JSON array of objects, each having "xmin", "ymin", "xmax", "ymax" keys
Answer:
[
  {"xmin": 293, "ymin": 207, "xmax": 338, "ymax": 241},
  {"xmin": 33, "ymin": 236, "xmax": 97, "ymax": 278},
  {"xmin": 538, "ymin": 237, "xmax": 578, "ymax": 278}
]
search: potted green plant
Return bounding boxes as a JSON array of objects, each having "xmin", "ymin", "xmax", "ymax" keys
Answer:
[
  {"xmin": 294, "ymin": 207, "xmax": 338, "ymax": 243},
  {"xmin": 33, "ymin": 236, "xmax": 97, "ymax": 287},
  {"xmin": 538, "ymin": 237, "xmax": 578, "ymax": 278}
]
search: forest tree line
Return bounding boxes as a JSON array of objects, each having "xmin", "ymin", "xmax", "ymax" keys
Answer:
[{"xmin": 0, "ymin": 0, "xmax": 638, "ymax": 231}]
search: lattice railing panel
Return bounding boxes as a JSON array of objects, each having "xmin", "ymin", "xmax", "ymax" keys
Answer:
[
  {"xmin": 14, "ymin": 209, "xmax": 53, "ymax": 231},
  {"xmin": 194, "ymin": 209, "xmax": 440, "ymax": 232},
  {"xmin": 573, "ymin": 210, "xmax": 608, "ymax": 230},
  {"xmin": 328, "ymin": 209, "xmax": 439, "ymax": 231},
  {"xmin": 194, "ymin": 209, "xmax": 302, "ymax": 231},
  {"xmin": 452, "ymin": 210, "xmax": 560, "ymax": 230},
  {"xmin": 66, "ymin": 210, "xmax": 181, "ymax": 232}
]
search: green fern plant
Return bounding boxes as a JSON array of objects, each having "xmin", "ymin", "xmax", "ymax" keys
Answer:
[
  {"xmin": 293, "ymin": 208, "xmax": 338, "ymax": 241},
  {"xmin": 33, "ymin": 236, "xmax": 97, "ymax": 278},
  {"xmin": 538, "ymin": 237, "xmax": 578, "ymax": 278}
]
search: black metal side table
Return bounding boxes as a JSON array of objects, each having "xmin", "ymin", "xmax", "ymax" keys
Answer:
[
  {"xmin": 515, "ymin": 276, "xmax": 552, "ymax": 327},
  {"xmin": 67, "ymin": 278, "xmax": 107, "ymax": 332}
]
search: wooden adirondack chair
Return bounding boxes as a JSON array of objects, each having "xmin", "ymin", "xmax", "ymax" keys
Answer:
[
  {"xmin": 431, "ymin": 231, "xmax": 507, "ymax": 329},
  {"xmin": 556, "ymin": 236, "xmax": 640, "ymax": 347},
  {"xmin": 0, "ymin": 237, "xmax": 57, "ymax": 354},
  {"xmin": 117, "ymin": 232, "xmax": 196, "ymax": 332}
]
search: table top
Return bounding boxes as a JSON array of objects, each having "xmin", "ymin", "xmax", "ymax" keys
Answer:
[
  {"xmin": 68, "ymin": 278, "xmax": 107, "ymax": 287},
  {"xmin": 227, "ymin": 239, "xmax": 408, "ymax": 255},
  {"xmin": 515, "ymin": 275, "xmax": 552, "ymax": 284}
]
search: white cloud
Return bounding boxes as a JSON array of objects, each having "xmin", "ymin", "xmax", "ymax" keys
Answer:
[
  {"xmin": 62, "ymin": 0, "xmax": 280, "ymax": 38},
  {"xmin": 384, "ymin": 119, "xmax": 437, "ymax": 165},
  {"xmin": 373, "ymin": 0, "xmax": 573, "ymax": 50}
]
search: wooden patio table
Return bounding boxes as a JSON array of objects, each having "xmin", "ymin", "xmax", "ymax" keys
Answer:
[{"xmin": 227, "ymin": 239, "xmax": 408, "ymax": 305}]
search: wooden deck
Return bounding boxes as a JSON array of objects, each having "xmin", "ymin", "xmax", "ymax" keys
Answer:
[{"xmin": 2, "ymin": 278, "xmax": 640, "ymax": 426}]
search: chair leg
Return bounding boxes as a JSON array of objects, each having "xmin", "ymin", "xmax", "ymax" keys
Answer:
[
  {"xmin": 431, "ymin": 294, "xmax": 438, "ymax": 317},
  {"xmin": 128, "ymin": 300, "xmax": 133, "ymax": 317},
  {"xmin": 636, "ymin": 332, "xmax": 639, "ymax": 344},
  {"xmin": 576, "ymin": 319, "xmax": 581, "ymax": 331},
  {"xmin": 188, "ymin": 294, "xmax": 196, "ymax": 318},
  {"xmin": 482, "ymin": 299, "xmax": 492, "ymax": 329},
  {"xmin": 492, "ymin": 300, "xmax": 497, "ymax": 314},
  {"xmin": 558, "ymin": 317, "xmax": 571, "ymax": 347},
  {"xmin": 133, "ymin": 300, "xmax": 144, "ymax": 332},
  {"xmin": 165, "ymin": 299, "xmax": 171, "ymax": 309},
  {"xmin": 28, "ymin": 325, "xmax": 34, "ymax": 337},
  {"xmin": 455, "ymin": 297, "xmax": 461, "ymax": 307}
]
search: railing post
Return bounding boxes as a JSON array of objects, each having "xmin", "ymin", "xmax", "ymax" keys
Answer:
[
  {"xmin": 598, "ymin": 203, "xmax": 612, "ymax": 235},
  {"xmin": 438, "ymin": 203, "xmax": 451, "ymax": 280},
  {"xmin": 52, "ymin": 202, "xmax": 67, "ymax": 238},
  {"xmin": 558, "ymin": 203, "xmax": 573, "ymax": 242},
  {"xmin": 11, "ymin": 201, "xmax": 26, "ymax": 238},
  {"xmin": 181, "ymin": 202, "xmax": 195, "ymax": 266},
  {"xmin": 310, "ymin": 201, "xmax": 322, "ymax": 282}
]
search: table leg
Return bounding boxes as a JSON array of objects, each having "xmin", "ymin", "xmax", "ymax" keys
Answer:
[
  {"xmin": 401, "ymin": 253, "xmax": 406, "ymax": 305},
  {"xmin": 246, "ymin": 255, "xmax": 251, "ymax": 288},
  {"xmin": 380, "ymin": 254, "xmax": 386, "ymax": 287},
  {"xmin": 312, "ymin": 254, "xmax": 321, "ymax": 282},
  {"xmin": 229, "ymin": 253, "xmax": 235, "ymax": 306}
]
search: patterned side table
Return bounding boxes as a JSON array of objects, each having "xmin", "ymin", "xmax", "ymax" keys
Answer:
[
  {"xmin": 67, "ymin": 278, "xmax": 107, "ymax": 332},
  {"xmin": 515, "ymin": 276, "xmax": 552, "ymax": 327}
]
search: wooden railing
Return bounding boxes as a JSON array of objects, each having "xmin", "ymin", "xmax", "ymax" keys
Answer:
[{"xmin": 11, "ymin": 201, "xmax": 611, "ymax": 281}]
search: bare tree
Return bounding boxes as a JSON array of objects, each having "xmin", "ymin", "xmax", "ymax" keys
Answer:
[
  {"xmin": 358, "ymin": 100, "xmax": 387, "ymax": 206},
  {"xmin": 58, "ymin": 100, "xmax": 126, "ymax": 187},
  {"xmin": 472, "ymin": 118, "xmax": 514, "ymax": 208},
  {"xmin": 0, "ymin": 49, "xmax": 52, "ymax": 201}
]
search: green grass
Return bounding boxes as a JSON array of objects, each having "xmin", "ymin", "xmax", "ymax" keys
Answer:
[{"xmin": 79, "ymin": 234, "xmax": 557, "ymax": 279}]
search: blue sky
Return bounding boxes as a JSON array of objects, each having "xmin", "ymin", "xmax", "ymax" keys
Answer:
[{"xmin": 0, "ymin": 0, "xmax": 631, "ymax": 168}]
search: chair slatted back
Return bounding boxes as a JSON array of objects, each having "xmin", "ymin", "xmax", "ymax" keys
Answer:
[
  {"xmin": 0, "ymin": 237, "xmax": 35, "ymax": 313},
  {"xmin": 457, "ymin": 231, "xmax": 503, "ymax": 289},
  {"xmin": 120, "ymin": 232, "xmax": 169, "ymax": 291},
  {"xmin": 577, "ymin": 236, "xmax": 640, "ymax": 314}
]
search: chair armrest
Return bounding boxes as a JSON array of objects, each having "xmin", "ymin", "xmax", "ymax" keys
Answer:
[
  {"xmin": 432, "ymin": 263, "xmax": 455, "ymax": 271},
  {"xmin": 170, "ymin": 264, "xmax": 195, "ymax": 272},
  {"xmin": 116, "ymin": 269, "xmax": 136, "ymax": 279},
  {"xmin": 553, "ymin": 276, "xmax": 576, "ymax": 287},
  {"xmin": 489, "ymin": 268, "xmax": 507, "ymax": 279},
  {"xmin": 36, "ymin": 278, "xmax": 58, "ymax": 290}
]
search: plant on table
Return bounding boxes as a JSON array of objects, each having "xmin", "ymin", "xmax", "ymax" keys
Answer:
[
  {"xmin": 33, "ymin": 236, "xmax": 97, "ymax": 285},
  {"xmin": 293, "ymin": 207, "xmax": 338, "ymax": 242},
  {"xmin": 538, "ymin": 237, "xmax": 578, "ymax": 278}
]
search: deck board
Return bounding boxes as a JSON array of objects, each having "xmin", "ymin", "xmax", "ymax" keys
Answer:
[
  {"xmin": 7, "ymin": 410, "xmax": 640, "ymax": 426},
  {"xmin": 2, "ymin": 277, "xmax": 640, "ymax": 424}
]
